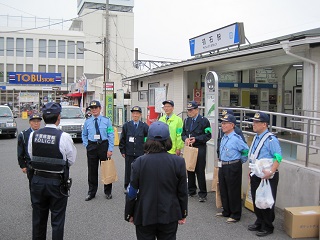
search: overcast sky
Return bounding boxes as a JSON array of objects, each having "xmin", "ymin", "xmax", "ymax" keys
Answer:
[{"xmin": 1, "ymin": 0, "xmax": 320, "ymax": 61}]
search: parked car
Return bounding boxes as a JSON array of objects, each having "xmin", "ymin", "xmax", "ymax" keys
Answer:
[
  {"xmin": 58, "ymin": 106, "xmax": 85, "ymax": 141},
  {"xmin": 0, "ymin": 105, "xmax": 18, "ymax": 138}
]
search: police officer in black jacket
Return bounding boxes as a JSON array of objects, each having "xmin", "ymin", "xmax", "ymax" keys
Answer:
[
  {"xmin": 125, "ymin": 121, "xmax": 188, "ymax": 240},
  {"xmin": 28, "ymin": 102, "xmax": 77, "ymax": 240},
  {"xmin": 119, "ymin": 106, "xmax": 148, "ymax": 192},
  {"xmin": 17, "ymin": 113, "xmax": 42, "ymax": 191},
  {"xmin": 182, "ymin": 101, "xmax": 211, "ymax": 202}
]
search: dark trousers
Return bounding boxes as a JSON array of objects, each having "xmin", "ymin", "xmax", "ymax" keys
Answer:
[
  {"xmin": 187, "ymin": 145, "xmax": 207, "ymax": 198},
  {"xmin": 135, "ymin": 222, "xmax": 178, "ymax": 240},
  {"xmin": 31, "ymin": 175, "xmax": 68, "ymax": 240},
  {"xmin": 250, "ymin": 172, "xmax": 279, "ymax": 232},
  {"xmin": 218, "ymin": 161, "xmax": 242, "ymax": 220},
  {"xmin": 124, "ymin": 155, "xmax": 138, "ymax": 189},
  {"xmin": 87, "ymin": 141, "xmax": 112, "ymax": 196}
]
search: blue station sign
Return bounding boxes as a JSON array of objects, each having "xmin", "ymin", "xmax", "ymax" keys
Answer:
[{"xmin": 8, "ymin": 72, "xmax": 62, "ymax": 85}]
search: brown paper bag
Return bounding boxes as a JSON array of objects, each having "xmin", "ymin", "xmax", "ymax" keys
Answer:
[
  {"xmin": 183, "ymin": 145, "xmax": 198, "ymax": 172},
  {"xmin": 216, "ymin": 182, "xmax": 222, "ymax": 209},
  {"xmin": 100, "ymin": 159, "xmax": 118, "ymax": 185},
  {"xmin": 211, "ymin": 167, "xmax": 219, "ymax": 191}
]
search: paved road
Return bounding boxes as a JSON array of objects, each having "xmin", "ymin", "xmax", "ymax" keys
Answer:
[{"xmin": 0, "ymin": 118, "xmax": 309, "ymax": 240}]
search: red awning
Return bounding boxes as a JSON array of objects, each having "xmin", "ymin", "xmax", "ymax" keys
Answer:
[{"xmin": 66, "ymin": 92, "xmax": 86, "ymax": 97}]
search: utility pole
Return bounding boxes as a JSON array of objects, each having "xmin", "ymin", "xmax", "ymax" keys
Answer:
[{"xmin": 104, "ymin": 0, "xmax": 110, "ymax": 116}]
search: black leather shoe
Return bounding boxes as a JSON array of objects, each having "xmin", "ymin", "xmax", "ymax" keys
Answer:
[
  {"xmin": 248, "ymin": 224, "xmax": 261, "ymax": 231},
  {"xmin": 256, "ymin": 230, "xmax": 273, "ymax": 237},
  {"xmin": 85, "ymin": 195, "xmax": 95, "ymax": 201},
  {"xmin": 105, "ymin": 194, "xmax": 112, "ymax": 200}
]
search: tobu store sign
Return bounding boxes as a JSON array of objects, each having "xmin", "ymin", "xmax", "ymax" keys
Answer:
[{"xmin": 8, "ymin": 72, "xmax": 62, "ymax": 85}]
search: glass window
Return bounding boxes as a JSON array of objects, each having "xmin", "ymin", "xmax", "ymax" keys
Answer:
[
  {"xmin": 67, "ymin": 66, "xmax": 74, "ymax": 83},
  {"xmin": 0, "ymin": 63, "xmax": 4, "ymax": 82},
  {"xmin": 77, "ymin": 41, "xmax": 84, "ymax": 59},
  {"xmin": 39, "ymin": 65, "xmax": 46, "ymax": 72},
  {"xmin": 0, "ymin": 37, "xmax": 4, "ymax": 56},
  {"xmin": 76, "ymin": 66, "xmax": 84, "ymax": 80},
  {"xmin": 26, "ymin": 64, "xmax": 33, "ymax": 72},
  {"xmin": 16, "ymin": 64, "xmax": 23, "ymax": 72},
  {"xmin": 48, "ymin": 65, "xmax": 55, "ymax": 73},
  {"xmin": 6, "ymin": 64, "xmax": 14, "ymax": 80},
  {"xmin": 148, "ymin": 82, "xmax": 160, "ymax": 105},
  {"xmin": 48, "ymin": 40, "xmax": 56, "ymax": 58},
  {"xmin": 6, "ymin": 38, "xmax": 14, "ymax": 56},
  {"xmin": 26, "ymin": 39, "xmax": 33, "ymax": 57},
  {"xmin": 58, "ymin": 40, "xmax": 65, "ymax": 58},
  {"xmin": 67, "ymin": 41, "xmax": 75, "ymax": 59},
  {"xmin": 16, "ymin": 38, "xmax": 24, "ymax": 57},
  {"xmin": 58, "ymin": 65, "xmax": 65, "ymax": 83},
  {"xmin": 39, "ymin": 39, "xmax": 46, "ymax": 58}
]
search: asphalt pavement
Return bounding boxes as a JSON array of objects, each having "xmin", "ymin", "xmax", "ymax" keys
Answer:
[{"xmin": 0, "ymin": 118, "xmax": 309, "ymax": 240}]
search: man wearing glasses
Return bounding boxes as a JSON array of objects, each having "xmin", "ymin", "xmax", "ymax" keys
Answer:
[
  {"xmin": 159, "ymin": 100, "xmax": 184, "ymax": 155},
  {"xmin": 182, "ymin": 101, "xmax": 211, "ymax": 202}
]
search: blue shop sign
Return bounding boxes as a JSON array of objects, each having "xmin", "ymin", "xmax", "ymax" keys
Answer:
[
  {"xmin": 8, "ymin": 72, "xmax": 61, "ymax": 85},
  {"xmin": 0, "ymin": 86, "xmax": 6, "ymax": 90}
]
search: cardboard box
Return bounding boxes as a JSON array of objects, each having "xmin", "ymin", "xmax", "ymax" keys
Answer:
[{"xmin": 284, "ymin": 206, "xmax": 320, "ymax": 238}]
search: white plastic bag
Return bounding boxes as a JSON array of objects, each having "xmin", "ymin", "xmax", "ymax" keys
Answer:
[
  {"xmin": 249, "ymin": 158, "xmax": 273, "ymax": 178},
  {"xmin": 255, "ymin": 179, "xmax": 274, "ymax": 209}
]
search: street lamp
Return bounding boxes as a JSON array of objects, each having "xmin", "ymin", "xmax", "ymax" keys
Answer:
[{"xmin": 79, "ymin": 46, "xmax": 106, "ymax": 114}]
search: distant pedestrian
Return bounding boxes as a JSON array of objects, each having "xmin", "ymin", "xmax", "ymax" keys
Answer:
[
  {"xmin": 119, "ymin": 106, "xmax": 148, "ymax": 193},
  {"xmin": 159, "ymin": 100, "xmax": 184, "ymax": 155},
  {"xmin": 247, "ymin": 112, "xmax": 282, "ymax": 237},
  {"xmin": 125, "ymin": 121, "xmax": 188, "ymax": 240},
  {"xmin": 216, "ymin": 114, "xmax": 248, "ymax": 223},
  {"xmin": 181, "ymin": 101, "xmax": 211, "ymax": 202},
  {"xmin": 82, "ymin": 100, "xmax": 114, "ymax": 201},
  {"xmin": 28, "ymin": 102, "xmax": 77, "ymax": 240},
  {"xmin": 17, "ymin": 113, "xmax": 42, "ymax": 192}
]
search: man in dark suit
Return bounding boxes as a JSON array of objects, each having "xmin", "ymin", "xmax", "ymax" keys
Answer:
[
  {"xmin": 119, "ymin": 106, "xmax": 149, "ymax": 193},
  {"xmin": 125, "ymin": 121, "xmax": 188, "ymax": 240},
  {"xmin": 182, "ymin": 101, "xmax": 211, "ymax": 202}
]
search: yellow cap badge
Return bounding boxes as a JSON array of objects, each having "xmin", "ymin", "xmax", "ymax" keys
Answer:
[
  {"xmin": 222, "ymin": 110, "xmax": 227, "ymax": 115},
  {"xmin": 254, "ymin": 112, "xmax": 260, "ymax": 119}
]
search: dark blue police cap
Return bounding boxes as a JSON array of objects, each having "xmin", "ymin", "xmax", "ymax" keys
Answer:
[
  {"xmin": 148, "ymin": 121, "xmax": 170, "ymax": 141},
  {"xmin": 220, "ymin": 109, "xmax": 234, "ymax": 116},
  {"xmin": 251, "ymin": 111, "xmax": 270, "ymax": 123},
  {"xmin": 162, "ymin": 100, "xmax": 174, "ymax": 106},
  {"xmin": 187, "ymin": 101, "xmax": 199, "ymax": 110},
  {"xmin": 42, "ymin": 102, "xmax": 61, "ymax": 115},
  {"xmin": 29, "ymin": 113, "xmax": 42, "ymax": 120},
  {"xmin": 220, "ymin": 114, "xmax": 236, "ymax": 124},
  {"xmin": 89, "ymin": 100, "xmax": 101, "ymax": 108},
  {"xmin": 130, "ymin": 106, "xmax": 142, "ymax": 113}
]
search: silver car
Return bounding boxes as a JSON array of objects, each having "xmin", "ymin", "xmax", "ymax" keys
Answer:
[
  {"xmin": 0, "ymin": 105, "xmax": 18, "ymax": 138},
  {"xmin": 58, "ymin": 106, "xmax": 85, "ymax": 141}
]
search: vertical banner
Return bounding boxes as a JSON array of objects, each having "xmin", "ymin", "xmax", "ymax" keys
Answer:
[
  {"xmin": 193, "ymin": 88, "xmax": 202, "ymax": 104},
  {"xmin": 154, "ymin": 87, "xmax": 166, "ymax": 113},
  {"xmin": 205, "ymin": 71, "xmax": 219, "ymax": 165},
  {"xmin": 105, "ymin": 82, "xmax": 114, "ymax": 121}
]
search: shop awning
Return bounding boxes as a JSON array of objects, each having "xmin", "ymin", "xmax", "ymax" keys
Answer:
[{"xmin": 66, "ymin": 92, "xmax": 86, "ymax": 97}]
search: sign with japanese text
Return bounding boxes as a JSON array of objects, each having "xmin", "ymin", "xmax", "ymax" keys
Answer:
[
  {"xmin": 105, "ymin": 82, "xmax": 114, "ymax": 121},
  {"xmin": 189, "ymin": 23, "xmax": 245, "ymax": 56}
]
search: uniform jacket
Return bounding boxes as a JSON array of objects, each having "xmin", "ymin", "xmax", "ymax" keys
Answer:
[
  {"xmin": 17, "ymin": 128, "xmax": 32, "ymax": 168},
  {"xmin": 182, "ymin": 115, "xmax": 211, "ymax": 147},
  {"xmin": 159, "ymin": 114, "xmax": 184, "ymax": 154},
  {"xmin": 125, "ymin": 152, "xmax": 188, "ymax": 226},
  {"xmin": 119, "ymin": 120, "xmax": 149, "ymax": 157}
]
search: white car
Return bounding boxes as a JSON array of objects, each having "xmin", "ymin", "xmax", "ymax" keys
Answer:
[
  {"xmin": 58, "ymin": 106, "xmax": 85, "ymax": 141},
  {"xmin": 0, "ymin": 105, "xmax": 18, "ymax": 138}
]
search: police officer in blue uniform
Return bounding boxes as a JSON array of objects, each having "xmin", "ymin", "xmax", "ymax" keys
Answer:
[
  {"xmin": 17, "ymin": 113, "xmax": 42, "ymax": 191},
  {"xmin": 82, "ymin": 100, "xmax": 114, "ymax": 201},
  {"xmin": 248, "ymin": 112, "xmax": 282, "ymax": 237},
  {"xmin": 125, "ymin": 121, "xmax": 188, "ymax": 240},
  {"xmin": 216, "ymin": 114, "xmax": 248, "ymax": 223},
  {"xmin": 182, "ymin": 101, "xmax": 211, "ymax": 202},
  {"xmin": 119, "ymin": 106, "xmax": 148, "ymax": 192},
  {"xmin": 28, "ymin": 102, "xmax": 77, "ymax": 240}
]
